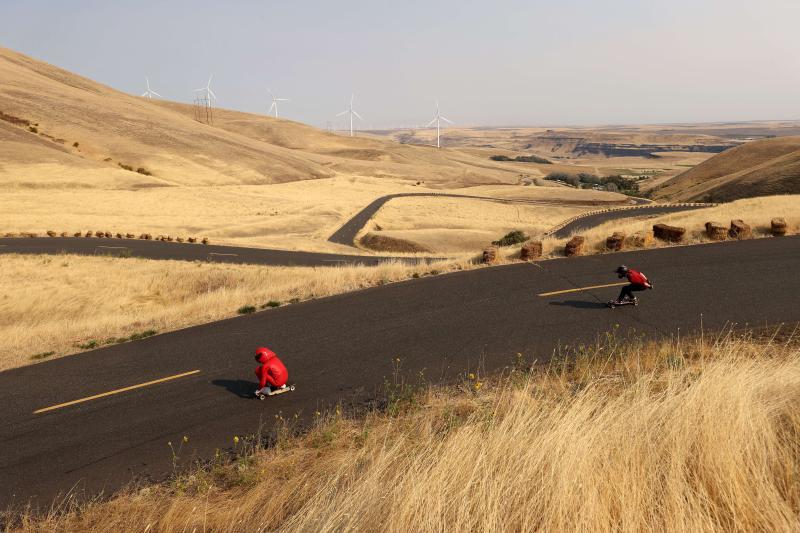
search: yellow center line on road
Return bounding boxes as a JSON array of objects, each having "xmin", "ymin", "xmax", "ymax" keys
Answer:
[
  {"xmin": 538, "ymin": 282, "xmax": 628, "ymax": 297},
  {"xmin": 33, "ymin": 369, "xmax": 201, "ymax": 414}
]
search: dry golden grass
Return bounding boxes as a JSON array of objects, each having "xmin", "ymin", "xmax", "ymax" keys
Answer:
[
  {"xmin": 10, "ymin": 332, "xmax": 800, "ymax": 531},
  {"xmin": 0, "ymin": 176, "xmax": 626, "ymax": 253},
  {"xmin": 366, "ymin": 196, "xmax": 592, "ymax": 253},
  {"xmin": 0, "ymin": 253, "xmax": 471, "ymax": 371},
  {"xmin": 655, "ymin": 136, "xmax": 800, "ymax": 202}
]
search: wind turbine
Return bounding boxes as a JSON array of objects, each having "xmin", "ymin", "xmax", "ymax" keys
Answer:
[
  {"xmin": 336, "ymin": 93, "xmax": 363, "ymax": 136},
  {"xmin": 426, "ymin": 101, "xmax": 453, "ymax": 148},
  {"xmin": 193, "ymin": 75, "xmax": 217, "ymax": 108},
  {"xmin": 267, "ymin": 89, "xmax": 289, "ymax": 118},
  {"xmin": 141, "ymin": 77, "xmax": 161, "ymax": 99}
]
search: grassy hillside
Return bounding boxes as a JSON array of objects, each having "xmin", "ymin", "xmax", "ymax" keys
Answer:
[
  {"xmin": 0, "ymin": 47, "xmax": 519, "ymax": 189},
  {"xmin": 655, "ymin": 136, "xmax": 800, "ymax": 201},
  {"xmin": 8, "ymin": 332, "xmax": 799, "ymax": 531}
]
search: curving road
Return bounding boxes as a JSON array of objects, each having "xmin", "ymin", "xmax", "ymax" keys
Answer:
[
  {"xmin": 1, "ymin": 236, "xmax": 799, "ymax": 509},
  {"xmin": 549, "ymin": 205, "xmax": 712, "ymax": 239}
]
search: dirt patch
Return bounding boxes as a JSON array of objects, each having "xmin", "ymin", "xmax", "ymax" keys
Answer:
[{"xmin": 359, "ymin": 232, "xmax": 432, "ymax": 253}]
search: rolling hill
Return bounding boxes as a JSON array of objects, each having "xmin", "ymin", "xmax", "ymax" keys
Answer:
[
  {"xmin": 0, "ymin": 47, "xmax": 520, "ymax": 189},
  {"xmin": 654, "ymin": 136, "xmax": 800, "ymax": 202}
]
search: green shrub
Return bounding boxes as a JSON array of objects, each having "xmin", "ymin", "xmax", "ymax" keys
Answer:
[
  {"xmin": 73, "ymin": 142, "xmax": 79, "ymax": 148},
  {"xmin": 28, "ymin": 126, "xmax": 38, "ymax": 133},
  {"xmin": 238, "ymin": 305, "xmax": 256, "ymax": 315},
  {"xmin": 261, "ymin": 301, "xmax": 281, "ymax": 309},
  {"xmin": 79, "ymin": 340, "xmax": 99, "ymax": 350},
  {"xmin": 492, "ymin": 230, "xmax": 529, "ymax": 247},
  {"xmin": 136, "ymin": 167, "xmax": 153, "ymax": 176},
  {"xmin": 490, "ymin": 154, "xmax": 551, "ymax": 164},
  {"xmin": 118, "ymin": 163, "xmax": 134, "ymax": 171},
  {"xmin": 30, "ymin": 351, "xmax": 55, "ymax": 360}
]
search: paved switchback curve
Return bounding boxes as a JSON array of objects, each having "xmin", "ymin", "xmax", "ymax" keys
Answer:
[
  {"xmin": 1, "ymin": 236, "xmax": 799, "ymax": 509},
  {"xmin": 326, "ymin": 192, "xmax": 642, "ymax": 246}
]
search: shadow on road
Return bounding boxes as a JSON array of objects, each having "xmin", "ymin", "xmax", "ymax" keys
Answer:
[
  {"xmin": 548, "ymin": 300, "xmax": 607, "ymax": 309},
  {"xmin": 211, "ymin": 379, "xmax": 257, "ymax": 398}
]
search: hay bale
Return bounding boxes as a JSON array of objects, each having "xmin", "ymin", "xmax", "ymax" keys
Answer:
[
  {"xmin": 46, "ymin": 230, "xmax": 57, "ymax": 237},
  {"xmin": 520, "ymin": 241, "xmax": 542, "ymax": 261},
  {"xmin": 115, "ymin": 232, "xmax": 123, "ymax": 239},
  {"xmin": 187, "ymin": 237, "xmax": 197, "ymax": 243},
  {"xmin": 705, "ymin": 222, "xmax": 727, "ymax": 241},
  {"xmin": 728, "ymin": 219, "xmax": 751, "ymax": 240},
  {"xmin": 605, "ymin": 232, "xmax": 626, "ymax": 251},
  {"xmin": 25, "ymin": 232, "xmax": 38, "ymax": 238},
  {"xmin": 85, "ymin": 231, "xmax": 93, "ymax": 238},
  {"xmin": 126, "ymin": 233, "xmax": 135, "ymax": 239},
  {"xmin": 60, "ymin": 231, "xmax": 68, "ymax": 237},
  {"xmin": 73, "ymin": 231, "xmax": 82, "ymax": 237},
  {"xmin": 166, "ymin": 235, "xmax": 173, "ymax": 242},
  {"xmin": 4, "ymin": 232, "xmax": 16, "ymax": 238},
  {"xmin": 653, "ymin": 223, "xmax": 685, "ymax": 243},
  {"xmin": 104, "ymin": 231, "xmax": 112, "ymax": 238},
  {"xmin": 565, "ymin": 236, "xmax": 585, "ymax": 256},
  {"xmin": 95, "ymin": 231, "xmax": 105, "ymax": 238},
  {"xmin": 176, "ymin": 236, "xmax": 184, "ymax": 243},
  {"xmin": 771, "ymin": 218, "xmax": 787, "ymax": 236},
  {"xmin": 201, "ymin": 237, "xmax": 209, "ymax": 245},
  {"xmin": 482, "ymin": 246, "xmax": 498, "ymax": 264}
]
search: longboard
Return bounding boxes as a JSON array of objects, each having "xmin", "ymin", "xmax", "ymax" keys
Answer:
[
  {"xmin": 257, "ymin": 384, "xmax": 295, "ymax": 400},
  {"xmin": 607, "ymin": 298, "xmax": 638, "ymax": 309}
]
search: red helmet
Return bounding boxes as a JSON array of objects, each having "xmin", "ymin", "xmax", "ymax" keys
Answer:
[{"xmin": 254, "ymin": 346, "xmax": 275, "ymax": 363}]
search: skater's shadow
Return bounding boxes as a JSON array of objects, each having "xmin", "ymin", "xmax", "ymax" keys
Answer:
[
  {"xmin": 212, "ymin": 379, "xmax": 257, "ymax": 398},
  {"xmin": 549, "ymin": 300, "xmax": 607, "ymax": 309}
]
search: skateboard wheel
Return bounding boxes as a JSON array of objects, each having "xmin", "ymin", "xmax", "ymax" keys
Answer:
[{"xmin": 289, "ymin": 385, "xmax": 296, "ymax": 391}]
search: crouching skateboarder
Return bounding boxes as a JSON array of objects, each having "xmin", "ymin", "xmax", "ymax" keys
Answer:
[
  {"xmin": 254, "ymin": 346, "xmax": 294, "ymax": 399},
  {"xmin": 609, "ymin": 265, "xmax": 653, "ymax": 307}
]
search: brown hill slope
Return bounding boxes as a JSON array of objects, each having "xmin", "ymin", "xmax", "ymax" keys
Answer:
[
  {"xmin": 0, "ymin": 47, "xmax": 518, "ymax": 189},
  {"xmin": 654, "ymin": 136, "xmax": 800, "ymax": 202}
]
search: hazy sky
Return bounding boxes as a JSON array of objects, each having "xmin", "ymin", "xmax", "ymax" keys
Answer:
[{"xmin": 2, "ymin": 0, "xmax": 799, "ymax": 128}]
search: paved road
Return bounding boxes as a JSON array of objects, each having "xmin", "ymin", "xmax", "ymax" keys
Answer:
[
  {"xmin": 2, "ymin": 236, "xmax": 798, "ymax": 509},
  {"xmin": 550, "ymin": 205, "xmax": 712, "ymax": 239},
  {"xmin": 0, "ymin": 237, "xmax": 408, "ymax": 267},
  {"xmin": 327, "ymin": 192, "xmax": 635, "ymax": 246}
]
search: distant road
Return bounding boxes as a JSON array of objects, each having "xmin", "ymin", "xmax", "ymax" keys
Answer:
[
  {"xmin": 1, "ymin": 236, "xmax": 798, "ymax": 508},
  {"xmin": 549, "ymin": 204, "xmax": 712, "ymax": 239}
]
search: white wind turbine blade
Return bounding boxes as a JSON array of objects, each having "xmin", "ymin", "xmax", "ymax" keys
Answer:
[
  {"xmin": 440, "ymin": 115, "xmax": 454, "ymax": 124},
  {"xmin": 276, "ymin": 98, "xmax": 289, "ymax": 102},
  {"xmin": 150, "ymin": 90, "xmax": 162, "ymax": 98},
  {"xmin": 336, "ymin": 109, "xmax": 349, "ymax": 117},
  {"xmin": 206, "ymin": 75, "xmax": 214, "ymax": 88},
  {"xmin": 142, "ymin": 91, "xmax": 149, "ymax": 97},
  {"xmin": 352, "ymin": 110, "xmax": 363, "ymax": 121},
  {"xmin": 207, "ymin": 88, "xmax": 218, "ymax": 100},
  {"xmin": 426, "ymin": 116, "xmax": 438, "ymax": 127},
  {"xmin": 269, "ymin": 101, "xmax": 277, "ymax": 113}
]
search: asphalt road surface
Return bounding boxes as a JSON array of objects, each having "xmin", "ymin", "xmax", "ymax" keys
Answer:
[
  {"xmin": 550, "ymin": 205, "xmax": 711, "ymax": 239},
  {"xmin": 0, "ymin": 237, "xmax": 406, "ymax": 267},
  {"xmin": 1, "ymin": 236, "xmax": 798, "ymax": 509}
]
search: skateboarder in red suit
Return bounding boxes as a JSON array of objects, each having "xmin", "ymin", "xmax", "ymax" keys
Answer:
[
  {"xmin": 254, "ymin": 346, "xmax": 289, "ymax": 396},
  {"xmin": 615, "ymin": 265, "xmax": 652, "ymax": 303}
]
